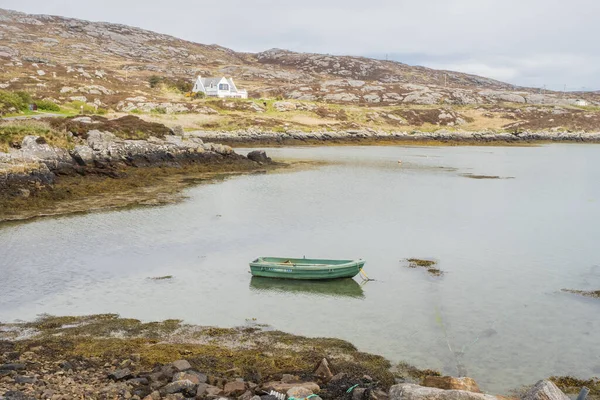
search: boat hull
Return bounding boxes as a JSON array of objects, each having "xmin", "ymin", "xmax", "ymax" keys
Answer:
[{"xmin": 249, "ymin": 257, "xmax": 365, "ymax": 280}]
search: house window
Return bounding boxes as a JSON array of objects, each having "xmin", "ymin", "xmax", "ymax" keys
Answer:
[{"xmin": 218, "ymin": 84, "xmax": 229, "ymax": 91}]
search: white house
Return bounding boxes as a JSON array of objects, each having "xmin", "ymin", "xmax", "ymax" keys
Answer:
[{"xmin": 192, "ymin": 76, "xmax": 248, "ymax": 99}]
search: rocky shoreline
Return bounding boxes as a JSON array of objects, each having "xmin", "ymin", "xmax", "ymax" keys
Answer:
[
  {"xmin": 1, "ymin": 315, "xmax": 596, "ymax": 400},
  {"xmin": 186, "ymin": 129, "xmax": 600, "ymax": 147},
  {"xmin": 0, "ymin": 116, "xmax": 277, "ymax": 222}
]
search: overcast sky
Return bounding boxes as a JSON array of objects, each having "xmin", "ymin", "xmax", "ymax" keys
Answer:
[{"xmin": 4, "ymin": 0, "xmax": 599, "ymax": 90}]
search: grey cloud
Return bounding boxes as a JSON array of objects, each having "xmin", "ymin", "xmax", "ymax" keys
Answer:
[{"xmin": 3, "ymin": 0, "xmax": 599, "ymax": 90}]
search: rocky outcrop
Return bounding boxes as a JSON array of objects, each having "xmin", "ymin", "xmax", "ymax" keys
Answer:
[
  {"xmin": 389, "ymin": 384, "xmax": 499, "ymax": 400},
  {"xmin": 422, "ymin": 376, "xmax": 481, "ymax": 393},
  {"xmin": 522, "ymin": 380, "xmax": 570, "ymax": 400},
  {"xmin": 0, "ymin": 132, "xmax": 270, "ymax": 197}
]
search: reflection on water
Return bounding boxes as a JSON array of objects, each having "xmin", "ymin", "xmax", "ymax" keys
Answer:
[{"xmin": 250, "ymin": 276, "xmax": 365, "ymax": 299}]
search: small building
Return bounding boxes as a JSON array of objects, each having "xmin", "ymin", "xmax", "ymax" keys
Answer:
[{"xmin": 192, "ymin": 76, "xmax": 248, "ymax": 99}]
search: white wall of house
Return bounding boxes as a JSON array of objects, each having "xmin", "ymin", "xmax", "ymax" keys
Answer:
[{"xmin": 193, "ymin": 76, "xmax": 248, "ymax": 99}]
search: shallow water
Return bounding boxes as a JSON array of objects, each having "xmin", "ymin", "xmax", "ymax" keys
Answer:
[{"xmin": 1, "ymin": 144, "xmax": 600, "ymax": 393}]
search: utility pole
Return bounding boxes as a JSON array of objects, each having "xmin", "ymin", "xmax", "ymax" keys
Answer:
[{"xmin": 445, "ymin": 74, "xmax": 447, "ymax": 87}]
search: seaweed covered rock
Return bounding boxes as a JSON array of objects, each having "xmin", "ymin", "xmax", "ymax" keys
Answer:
[{"xmin": 247, "ymin": 149, "xmax": 272, "ymax": 164}]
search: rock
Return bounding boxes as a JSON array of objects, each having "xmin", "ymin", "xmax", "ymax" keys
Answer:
[
  {"xmin": 239, "ymin": 390, "xmax": 255, "ymax": 400},
  {"xmin": 205, "ymin": 386, "xmax": 224, "ymax": 397},
  {"xmin": 224, "ymin": 381, "xmax": 247, "ymax": 396},
  {"xmin": 247, "ymin": 150, "xmax": 272, "ymax": 163},
  {"xmin": 1, "ymin": 391, "xmax": 36, "ymax": 400},
  {"xmin": 352, "ymin": 388, "xmax": 367, "ymax": 400},
  {"xmin": 142, "ymin": 391, "xmax": 161, "ymax": 400},
  {"xmin": 13, "ymin": 375, "xmax": 37, "ymax": 384},
  {"xmin": 128, "ymin": 377, "xmax": 150, "ymax": 386},
  {"xmin": 69, "ymin": 145, "xmax": 94, "ymax": 166},
  {"xmin": 287, "ymin": 386, "xmax": 314, "ymax": 399},
  {"xmin": 250, "ymin": 396, "xmax": 262, "ymax": 400},
  {"xmin": 314, "ymin": 358, "xmax": 333, "ymax": 381},
  {"xmin": 323, "ymin": 93, "xmax": 359, "ymax": 102},
  {"xmin": 172, "ymin": 125, "xmax": 184, "ymax": 137},
  {"xmin": 69, "ymin": 95, "xmax": 88, "ymax": 103},
  {"xmin": 363, "ymin": 94, "xmax": 381, "ymax": 103},
  {"xmin": 273, "ymin": 101, "xmax": 296, "ymax": 111},
  {"xmin": 108, "ymin": 368, "xmax": 133, "ymax": 381},
  {"xmin": 196, "ymin": 383, "xmax": 210, "ymax": 397},
  {"xmin": 330, "ymin": 373, "xmax": 347, "ymax": 382},
  {"xmin": 389, "ymin": 384, "xmax": 498, "ymax": 400},
  {"xmin": 282, "ymin": 374, "xmax": 300, "ymax": 383},
  {"xmin": 0, "ymin": 363, "xmax": 26, "ymax": 371},
  {"xmin": 71, "ymin": 116, "xmax": 93, "ymax": 123},
  {"xmin": 163, "ymin": 379, "xmax": 197, "ymax": 396},
  {"xmin": 164, "ymin": 395, "xmax": 185, "ymax": 400},
  {"xmin": 173, "ymin": 371, "xmax": 207, "ymax": 385},
  {"xmin": 422, "ymin": 376, "xmax": 481, "ymax": 393},
  {"xmin": 263, "ymin": 382, "xmax": 320, "ymax": 393},
  {"xmin": 522, "ymin": 380, "xmax": 569, "ymax": 400}
]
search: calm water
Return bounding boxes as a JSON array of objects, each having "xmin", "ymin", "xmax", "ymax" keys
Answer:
[{"xmin": 1, "ymin": 145, "xmax": 600, "ymax": 393}]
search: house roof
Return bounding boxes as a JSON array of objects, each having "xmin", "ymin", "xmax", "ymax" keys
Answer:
[{"xmin": 200, "ymin": 77, "xmax": 222, "ymax": 88}]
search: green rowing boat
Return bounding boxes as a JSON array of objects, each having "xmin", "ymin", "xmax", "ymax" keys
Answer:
[{"xmin": 249, "ymin": 257, "xmax": 365, "ymax": 280}]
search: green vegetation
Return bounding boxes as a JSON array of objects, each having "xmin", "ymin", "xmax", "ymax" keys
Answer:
[
  {"xmin": 35, "ymin": 99, "xmax": 61, "ymax": 112},
  {"xmin": 149, "ymin": 75, "xmax": 193, "ymax": 93},
  {"xmin": 63, "ymin": 100, "xmax": 107, "ymax": 115},
  {"xmin": 0, "ymin": 120, "xmax": 71, "ymax": 152},
  {"xmin": 0, "ymin": 90, "xmax": 30, "ymax": 114}
]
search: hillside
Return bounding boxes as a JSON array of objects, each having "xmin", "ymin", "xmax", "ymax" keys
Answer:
[{"xmin": 2, "ymin": 7, "xmax": 599, "ymax": 110}]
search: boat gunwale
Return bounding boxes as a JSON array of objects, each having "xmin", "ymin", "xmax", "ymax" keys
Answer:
[{"xmin": 250, "ymin": 257, "xmax": 364, "ymax": 270}]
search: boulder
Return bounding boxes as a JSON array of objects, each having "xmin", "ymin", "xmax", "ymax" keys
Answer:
[
  {"xmin": 171, "ymin": 360, "xmax": 192, "ymax": 372},
  {"xmin": 287, "ymin": 386, "xmax": 314, "ymax": 399},
  {"xmin": 314, "ymin": 358, "xmax": 333, "ymax": 381},
  {"xmin": 282, "ymin": 374, "xmax": 300, "ymax": 383},
  {"xmin": 422, "ymin": 377, "xmax": 481, "ymax": 393},
  {"xmin": 163, "ymin": 379, "xmax": 197, "ymax": 396},
  {"xmin": 173, "ymin": 371, "xmax": 207, "ymax": 385},
  {"xmin": 1, "ymin": 391, "xmax": 36, "ymax": 400},
  {"xmin": 389, "ymin": 384, "xmax": 499, "ymax": 400},
  {"xmin": 522, "ymin": 380, "xmax": 570, "ymax": 400},
  {"xmin": 0, "ymin": 363, "xmax": 26, "ymax": 371},
  {"xmin": 69, "ymin": 145, "xmax": 94, "ymax": 166},
  {"xmin": 195, "ymin": 383, "xmax": 209, "ymax": 397},
  {"xmin": 263, "ymin": 382, "xmax": 320, "ymax": 393},
  {"xmin": 108, "ymin": 368, "xmax": 133, "ymax": 381},
  {"xmin": 224, "ymin": 381, "xmax": 247, "ymax": 396},
  {"xmin": 273, "ymin": 101, "xmax": 297, "ymax": 112},
  {"xmin": 247, "ymin": 150, "xmax": 272, "ymax": 164}
]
